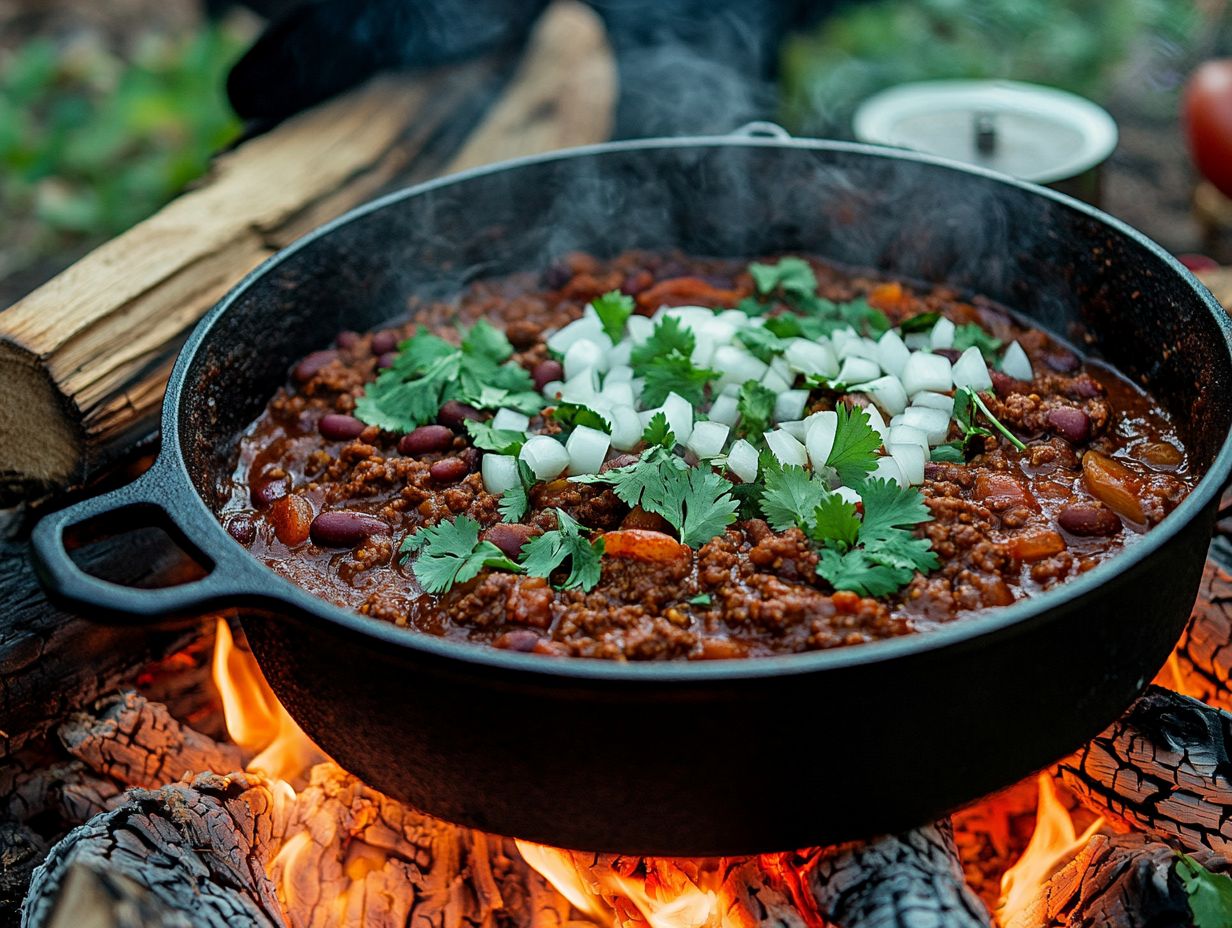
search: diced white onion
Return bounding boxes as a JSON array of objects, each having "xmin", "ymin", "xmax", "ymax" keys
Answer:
[
  {"xmin": 609, "ymin": 405, "xmax": 643, "ymax": 452},
  {"xmin": 951, "ymin": 346, "xmax": 993, "ymax": 392},
  {"xmin": 609, "ymin": 340, "xmax": 632, "ymax": 368},
  {"xmin": 769, "ymin": 355, "xmax": 793, "ymax": 381},
  {"xmin": 900, "ymin": 405, "xmax": 951, "ymax": 445},
  {"xmin": 519, "ymin": 435, "xmax": 570, "ymax": 480},
  {"xmin": 697, "ymin": 319, "xmax": 738, "ymax": 346},
  {"xmin": 626, "ymin": 315, "xmax": 654, "ymax": 345},
  {"xmin": 566, "ymin": 425, "xmax": 611, "ymax": 475},
  {"xmin": 864, "ymin": 405, "xmax": 889, "ymax": 445},
  {"xmin": 901, "ymin": 351, "xmax": 953, "ymax": 396},
  {"xmin": 687, "ymin": 421, "xmax": 730, "ymax": 459},
  {"xmin": 805, "ymin": 411, "xmax": 838, "ymax": 469},
  {"xmin": 662, "ymin": 392, "xmax": 694, "ymax": 444},
  {"xmin": 605, "ymin": 365, "xmax": 633, "ymax": 384},
  {"xmin": 714, "ymin": 346, "xmax": 769, "ymax": 389},
  {"xmin": 838, "ymin": 338, "xmax": 878, "ymax": 362},
  {"xmin": 1002, "ymin": 340, "xmax": 1034, "ymax": 381},
  {"xmin": 904, "ymin": 332, "xmax": 931, "ymax": 350},
  {"xmin": 888, "ymin": 424, "xmax": 929, "ymax": 456},
  {"xmin": 762, "ymin": 368, "xmax": 793, "ymax": 393},
  {"xmin": 560, "ymin": 371, "xmax": 598, "ymax": 405},
  {"xmin": 482, "ymin": 454, "xmax": 521, "ymax": 493},
  {"xmin": 784, "ymin": 338, "xmax": 838, "ymax": 377},
  {"xmin": 541, "ymin": 380, "xmax": 564, "ymax": 399},
  {"xmin": 601, "ymin": 381, "xmax": 635, "ymax": 408},
  {"xmin": 765, "ymin": 429, "xmax": 808, "ymax": 467},
  {"xmin": 779, "ymin": 419, "xmax": 807, "ymax": 441},
  {"xmin": 833, "ymin": 485, "xmax": 862, "ymax": 506},
  {"xmin": 838, "ymin": 357, "xmax": 880, "ymax": 384},
  {"xmin": 708, "ymin": 393, "xmax": 740, "ymax": 427},
  {"xmin": 869, "ymin": 455, "xmax": 905, "ymax": 486},
  {"xmin": 717, "ymin": 309, "xmax": 751, "ymax": 328},
  {"xmin": 691, "ymin": 333, "xmax": 718, "ymax": 368},
  {"xmin": 877, "ymin": 330, "xmax": 910, "ymax": 377},
  {"xmin": 829, "ymin": 327, "xmax": 859, "ymax": 349},
  {"xmin": 658, "ymin": 305, "xmax": 714, "ymax": 327},
  {"xmin": 492, "ymin": 408, "xmax": 530, "ymax": 432},
  {"xmin": 888, "ymin": 442, "xmax": 926, "ymax": 485},
  {"xmin": 727, "ymin": 439, "xmax": 760, "ymax": 483},
  {"xmin": 775, "ymin": 389, "xmax": 808, "ymax": 423},
  {"xmin": 930, "ymin": 317, "xmax": 955, "ymax": 349},
  {"xmin": 854, "ymin": 375, "xmax": 908, "ymax": 417},
  {"xmin": 564, "ymin": 338, "xmax": 605, "ymax": 380},
  {"xmin": 547, "ymin": 317, "xmax": 609, "ymax": 355},
  {"xmin": 912, "ymin": 391, "xmax": 955, "ymax": 417},
  {"xmin": 629, "ymin": 378, "xmax": 646, "ymax": 403}
]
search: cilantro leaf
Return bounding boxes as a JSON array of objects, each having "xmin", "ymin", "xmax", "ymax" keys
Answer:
[
  {"xmin": 356, "ymin": 351, "xmax": 461, "ymax": 432},
  {"xmin": 764, "ymin": 312, "xmax": 844, "ymax": 341},
  {"xmin": 689, "ymin": 593, "xmax": 712, "ymax": 606},
  {"xmin": 472, "ymin": 385, "xmax": 544, "ymax": 415},
  {"xmin": 592, "ymin": 290, "xmax": 635, "ymax": 343},
  {"xmin": 549, "ymin": 401, "xmax": 612, "ymax": 434},
  {"xmin": 519, "ymin": 509, "xmax": 604, "ymax": 591},
  {"xmin": 499, "ymin": 459, "xmax": 536, "ymax": 523},
  {"xmin": 736, "ymin": 380, "xmax": 776, "ymax": 439},
  {"xmin": 928, "ymin": 442, "xmax": 966, "ymax": 463},
  {"xmin": 642, "ymin": 411, "xmax": 675, "ymax": 448},
  {"xmin": 465, "ymin": 419, "xmax": 526, "ymax": 454},
  {"xmin": 401, "ymin": 516, "xmax": 522, "ymax": 594},
  {"xmin": 857, "ymin": 477, "xmax": 934, "ymax": 544},
  {"xmin": 825, "ymin": 404, "xmax": 883, "ymax": 485},
  {"xmin": 750, "ymin": 257, "xmax": 817, "ymax": 299},
  {"xmin": 461, "ymin": 319, "xmax": 514, "ymax": 362},
  {"xmin": 759, "ymin": 464, "xmax": 830, "ymax": 532},
  {"xmin": 570, "ymin": 446, "xmax": 681, "ymax": 507},
  {"xmin": 1178, "ymin": 853, "xmax": 1232, "ymax": 928},
  {"xmin": 816, "ymin": 548, "xmax": 911, "ymax": 598},
  {"xmin": 952, "ymin": 322, "xmax": 1003, "ymax": 361},
  {"xmin": 811, "ymin": 493, "xmax": 860, "ymax": 548},
  {"xmin": 836, "ymin": 298, "xmax": 891, "ymax": 337},
  {"xmin": 736, "ymin": 296, "xmax": 767, "ymax": 317},
  {"xmin": 672, "ymin": 467, "xmax": 740, "ymax": 548},
  {"xmin": 962, "ymin": 387, "xmax": 1027, "ymax": 452},
  {"xmin": 630, "ymin": 316, "xmax": 717, "ymax": 406},
  {"xmin": 735, "ymin": 327, "xmax": 791, "ymax": 363},
  {"xmin": 898, "ymin": 311, "xmax": 941, "ymax": 333}
]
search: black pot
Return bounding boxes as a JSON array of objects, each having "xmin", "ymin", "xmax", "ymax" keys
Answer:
[{"xmin": 31, "ymin": 132, "xmax": 1232, "ymax": 856}]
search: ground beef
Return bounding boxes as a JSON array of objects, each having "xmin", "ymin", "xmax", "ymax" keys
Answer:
[{"xmin": 221, "ymin": 251, "xmax": 1198, "ymax": 660}]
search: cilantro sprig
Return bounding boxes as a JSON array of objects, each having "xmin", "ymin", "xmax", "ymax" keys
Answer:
[
  {"xmin": 952, "ymin": 322, "xmax": 1002, "ymax": 361},
  {"xmin": 932, "ymin": 387, "xmax": 1026, "ymax": 460},
  {"xmin": 1178, "ymin": 853, "xmax": 1232, "ymax": 928},
  {"xmin": 825, "ymin": 404, "xmax": 883, "ymax": 485},
  {"xmin": 355, "ymin": 321, "xmax": 542, "ymax": 432},
  {"xmin": 759, "ymin": 464, "xmax": 831, "ymax": 532},
  {"xmin": 592, "ymin": 290, "xmax": 635, "ymax": 343},
  {"xmin": 401, "ymin": 516, "xmax": 523, "ymax": 594},
  {"xmin": 736, "ymin": 381, "xmax": 776, "ymax": 440},
  {"xmin": 630, "ymin": 316, "xmax": 717, "ymax": 407},
  {"xmin": 465, "ymin": 419, "xmax": 526, "ymax": 454},
  {"xmin": 744, "ymin": 257, "xmax": 890, "ymax": 337},
  {"xmin": 521, "ymin": 509, "xmax": 605, "ymax": 591}
]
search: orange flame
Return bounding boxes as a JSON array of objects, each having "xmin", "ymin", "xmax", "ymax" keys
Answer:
[{"xmin": 997, "ymin": 774, "xmax": 1103, "ymax": 926}]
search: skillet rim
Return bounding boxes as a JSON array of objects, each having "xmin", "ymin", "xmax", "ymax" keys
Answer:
[{"xmin": 169, "ymin": 134, "xmax": 1232, "ymax": 684}]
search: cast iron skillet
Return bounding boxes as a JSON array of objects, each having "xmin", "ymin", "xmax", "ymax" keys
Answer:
[{"xmin": 31, "ymin": 129, "xmax": 1232, "ymax": 856}]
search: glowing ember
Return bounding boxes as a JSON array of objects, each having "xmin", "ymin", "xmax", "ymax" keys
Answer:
[{"xmin": 997, "ymin": 774, "xmax": 1104, "ymax": 925}]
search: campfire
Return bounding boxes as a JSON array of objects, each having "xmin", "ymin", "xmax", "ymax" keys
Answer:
[{"xmin": 8, "ymin": 561, "xmax": 1232, "ymax": 928}]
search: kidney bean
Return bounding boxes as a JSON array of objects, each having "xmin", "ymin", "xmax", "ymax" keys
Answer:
[
  {"xmin": 293, "ymin": 350, "xmax": 338, "ymax": 383},
  {"xmin": 310, "ymin": 510, "xmax": 389, "ymax": 547},
  {"xmin": 336, "ymin": 330, "xmax": 361, "ymax": 349},
  {"xmin": 990, "ymin": 370, "xmax": 1028, "ymax": 399},
  {"xmin": 620, "ymin": 506, "xmax": 674, "ymax": 534},
  {"xmin": 1046, "ymin": 406, "xmax": 1091, "ymax": 444},
  {"xmin": 399, "ymin": 425, "xmax": 454, "ymax": 455},
  {"xmin": 251, "ymin": 476, "xmax": 289, "ymax": 508},
  {"xmin": 438, "ymin": 400, "xmax": 482, "ymax": 430},
  {"xmin": 370, "ymin": 330, "xmax": 399, "ymax": 355},
  {"xmin": 532, "ymin": 359, "xmax": 564, "ymax": 391},
  {"xmin": 378, "ymin": 351, "xmax": 398, "ymax": 369},
  {"xmin": 225, "ymin": 513, "xmax": 257, "ymax": 546},
  {"xmin": 483, "ymin": 522, "xmax": 537, "ymax": 558},
  {"xmin": 1068, "ymin": 375, "xmax": 1104, "ymax": 399},
  {"xmin": 268, "ymin": 495, "xmax": 313, "ymax": 546},
  {"xmin": 1082, "ymin": 450, "xmax": 1146, "ymax": 523},
  {"xmin": 1044, "ymin": 350, "xmax": 1079, "ymax": 373},
  {"xmin": 1058, "ymin": 504, "xmax": 1122, "ymax": 537},
  {"xmin": 932, "ymin": 348, "xmax": 962, "ymax": 363},
  {"xmin": 493, "ymin": 629, "xmax": 541, "ymax": 652},
  {"xmin": 601, "ymin": 453, "xmax": 640, "ymax": 473},
  {"xmin": 430, "ymin": 457, "xmax": 470, "ymax": 483},
  {"xmin": 319, "ymin": 413, "xmax": 366, "ymax": 441},
  {"xmin": 459, "ymin": 447, "xmax": 482, "ymax": 471}
]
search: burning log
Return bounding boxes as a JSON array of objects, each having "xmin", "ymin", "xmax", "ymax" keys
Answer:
[
  {"xmin": 1002, "ymin": 832, "xmax": 1229, "ymax": 928},
  {"xmin": 21, "ymin": 772, "xmax": 287, "ymax": 928},
  {"xmin": 800, "ymin": 821, "xmax": 992, "ymax": 928},
  {"xmin": 1055, "ymin": 684, "xmax": 1232, "ymax": 856},
  {"xmin": 1167, "ymin": 562, "xmax": 1232, "ymax": 712}
]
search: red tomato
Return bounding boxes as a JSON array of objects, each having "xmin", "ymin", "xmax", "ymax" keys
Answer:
[{"xmin": 1184, "ymin": 59, "xmax": 1232, "ymax": 199}]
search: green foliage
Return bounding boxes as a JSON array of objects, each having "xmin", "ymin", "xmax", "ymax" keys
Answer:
[
  {"xmin": 1176, "ymin": 853, "xmax": 1232, "ymax": 928},
  {"xmin": 401, "ymin": 516, "xmax": 522, "ymax": 594},
  {"xmin": 0, "ymin": 23, "xmax": 249, "ymax": 280},
  {"xmin": 780, "ymin": 0, "xmax": 1202, "ymax": 134},
  {"xmin": 520, "ymin": 509, "xmax": 605, "ymax": 591}
]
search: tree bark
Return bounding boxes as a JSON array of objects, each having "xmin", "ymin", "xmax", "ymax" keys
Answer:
[{"xmin": 1055, "ymin": 685, "xmax": 1232, "ymax": 856}]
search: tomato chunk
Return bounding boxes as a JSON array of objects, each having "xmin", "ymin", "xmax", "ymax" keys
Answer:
[
  {"xmin": 601, "ymin": 529, "xmax": 692, "ymax": 564},
  {"xmin": 1082, "ymin": 450, "xmax": 1146, "ymax": 524}
]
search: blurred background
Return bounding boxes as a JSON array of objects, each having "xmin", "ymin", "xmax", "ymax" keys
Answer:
[{"xmin": 1, "ymin": 0, "xmax": 1230, "ymax": 307}]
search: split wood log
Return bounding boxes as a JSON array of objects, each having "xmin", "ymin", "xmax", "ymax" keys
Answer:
[
  {"xmin": 1002, "ymin": 833, "xmax": 1229, "ymax": 928},
  {"xmin": 1, "ymin": 823, "xmax": 47, "ymax": 927},
  {"xmin": 0, "ymin": 0, "xmax": 616, "ymax": 504},
  {"xmin": 1055, "ymin": 685, "xmax": 1232, "ymax": 856},
  {"xmin": 41, "ymin": 864, "xmax": 192, "ymax": 928},
  {"xmin": 1167, "ymin": 561, "xmax": 1232, "ymax": 712},
  {"xmin": 800, "ymin": 821, "xmax": 992, "ymax": 928},
  {"xmin": 21, "ymin": 772, "xmax": 287, "ymax": 928}
]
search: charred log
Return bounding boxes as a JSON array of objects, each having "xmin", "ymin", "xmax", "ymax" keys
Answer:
[
  {"xmin": 1169, "ymin": 562, "xmax": 1232, "ymax": 712},
  {"xmin": 22, "ymin": 772, "xmax": 286, "ymax": 928},
  {"xmin": 1001, "ymin": 833, "xmax": 1229, "ymax": 928},
  {"xmin": 801, "ymin": 821, "xmax": 992, "ymax": 928},
  {"xmin": 41, "ymin": 864, "xmax": 194, "ymax": 928},
  {"xmin": 1056, "ymin": 685, "xmax": 1232, "ymax": 856},
  {"xmin": 1, "ymin": 823, "xmax": 47, "ymax": 928}
]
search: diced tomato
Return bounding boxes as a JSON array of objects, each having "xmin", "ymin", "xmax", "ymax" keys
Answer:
[{"xmin": 635, "ymin": 277, "xmax": 743, "ymax": 311}]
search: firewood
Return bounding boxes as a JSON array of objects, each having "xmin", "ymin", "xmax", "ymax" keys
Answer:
[
  {"xmin": 1056, "ymin": 685, "xmax": 1232, "ymax": 856},
  {"xmin": 1, "ymin": 822, "xmax": 47, "ymax": 926},
  {"xmin": 1, "ymin": 758, "xmax": 121, "ymax": 829},
  {"xmin": 0, "ymin": 0, "xmax": 616, "ymax": 504},
  {"xmin": 1168, "ymin": 561, "xmax": 1232, "ymax": 712},
  {"xmin": 951, "ymin": 779, "xmax": 1044, "ymax": 910},
  {"xmin": 42, "ymin": 864, "xmax": 192, "ymax": 928},
  {"xmin": 56, "ymin": 692, "xmax": 243, "ymax": 790},
  {"xmin": 22, "ymin": 772, "xmax": 286, "ymax": 928},
  {"xmin": 801, "ymin": 821, "xmax": 992, "ymax": 928},
  {"xmin": 1001, "ymin": 833, "xmax": 1228, "ymax": 928}
]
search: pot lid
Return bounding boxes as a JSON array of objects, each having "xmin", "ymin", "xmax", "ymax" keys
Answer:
[{"xmin": 852, "ymin": 79, "xmax": 1118, "ymax": 183}]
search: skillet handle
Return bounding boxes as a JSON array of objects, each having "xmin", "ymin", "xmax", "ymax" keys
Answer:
[{"xmin": 31, "ymin": 465, "xmax": 268, "ymax": 625}]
